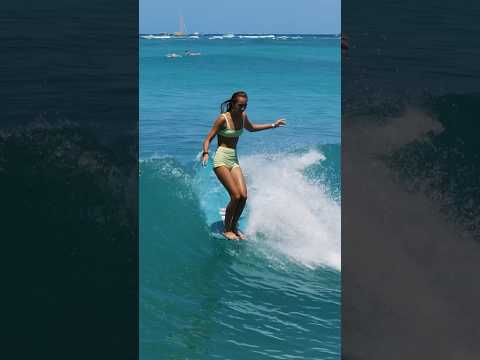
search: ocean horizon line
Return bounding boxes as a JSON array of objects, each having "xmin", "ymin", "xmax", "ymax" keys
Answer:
[{"xmin": 139, "ymin": 32, "xmax": 339, "ymax": 36}]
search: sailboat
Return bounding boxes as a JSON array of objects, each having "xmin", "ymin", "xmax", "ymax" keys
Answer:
[{"xmin": 173, "ymin": 15, "xmax": 186, "ymax": 37}]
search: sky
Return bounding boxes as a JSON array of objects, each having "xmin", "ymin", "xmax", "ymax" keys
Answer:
[{"xmin": 140, "ymin": 0, "xmax": 340, "ymax": 34}]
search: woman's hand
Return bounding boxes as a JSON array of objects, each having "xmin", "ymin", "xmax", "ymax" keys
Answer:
[
  {"xmin": 273, "ymin": 118, "xmax": 287, "ymax": 128},
  {"xmin": 201, "ymin": 153, "xmax": 209, "ymax": 166}
]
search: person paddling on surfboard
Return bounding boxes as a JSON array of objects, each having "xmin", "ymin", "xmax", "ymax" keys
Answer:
[{"xmin": 201, "ymin": 91, "xmax": 287, "ymax": 240}]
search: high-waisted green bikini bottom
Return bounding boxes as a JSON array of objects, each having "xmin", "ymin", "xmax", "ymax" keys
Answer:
[{"xmin": 213, "ymin": 146, "xmax": 240, "ymax": 170}]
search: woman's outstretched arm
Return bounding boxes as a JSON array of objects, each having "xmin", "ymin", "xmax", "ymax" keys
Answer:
[{"xmin": 243, "ymin": 112, "xmax": 287, "ymax": 132}]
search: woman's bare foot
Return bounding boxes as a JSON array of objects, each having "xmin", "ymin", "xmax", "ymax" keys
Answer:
[
  {"xmin": 234, "ymin": 229, "xmax": 247, "ymax": 240},
  {"xmin": 223, "ymin": 231, "xmax": 240, "ymax": 240}
]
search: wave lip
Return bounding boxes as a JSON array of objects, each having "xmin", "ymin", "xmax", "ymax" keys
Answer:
[{"xmin": 242, "ymin": 149, "xmax": 341, "ymax": 270}]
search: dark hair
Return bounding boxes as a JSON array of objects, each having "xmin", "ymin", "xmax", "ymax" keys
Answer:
[{"xmin": 220, "ymin": 91, "xmax": 248, "ymax": 113}]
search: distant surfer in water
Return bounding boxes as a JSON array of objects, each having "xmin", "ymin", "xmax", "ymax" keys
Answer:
[{"xmin": 201, "ymin": 91, "xmax": 287, "ymax": 240}]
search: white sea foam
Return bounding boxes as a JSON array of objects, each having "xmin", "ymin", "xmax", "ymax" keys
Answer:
[
  {"xmin": 141, "ymin": 35, "xmax": 171, "ymax": 40},
  {"xmin": 275, "ymin": 36, "xmax": 302, "ymax": 40},
  {"xmin": 241, "ymin": 149, "xmax": 341, "ymax": 270},
  {"xmin": 238, "ymin": 35, "xmax": 276, "ymax": 39}
]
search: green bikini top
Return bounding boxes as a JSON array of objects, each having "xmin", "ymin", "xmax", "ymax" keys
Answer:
[{"xmin": 218, "ymin": 113, "xmax": 244, "ymax": 138}]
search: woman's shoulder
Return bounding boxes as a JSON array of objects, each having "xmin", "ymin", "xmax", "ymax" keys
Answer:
[{"xmin": 215, "ymin": 113, "xmax": 228, "ymax": 126}]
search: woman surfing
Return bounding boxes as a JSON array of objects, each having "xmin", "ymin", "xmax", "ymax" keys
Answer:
[{"xmin": 201, "ymin": 91, "xmax": 287, "ymax": 240}]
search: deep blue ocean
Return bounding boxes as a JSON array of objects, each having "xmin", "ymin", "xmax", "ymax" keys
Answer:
[{"xmin": 140, "ymin": 34, "xmax": 341, "ymax": 360}]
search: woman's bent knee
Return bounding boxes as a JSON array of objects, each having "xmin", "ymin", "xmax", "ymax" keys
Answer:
[{"xmin": 230, "ymin": 192, "xmax": 242, "ymax": 201}]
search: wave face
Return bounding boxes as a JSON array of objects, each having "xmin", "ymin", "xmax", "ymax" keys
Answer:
[
  {"xmin": 140, "ymin": 145, "xmax": 340, "ymax": 359},
  {"xmin": 383, "ymin": 94, "xmax": 480, "ymax": 240}
]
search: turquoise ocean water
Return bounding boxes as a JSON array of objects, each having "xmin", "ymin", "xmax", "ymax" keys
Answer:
[{"xmin": 140, "ymin": 34, "xmax": 341, "ymax": 359}]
